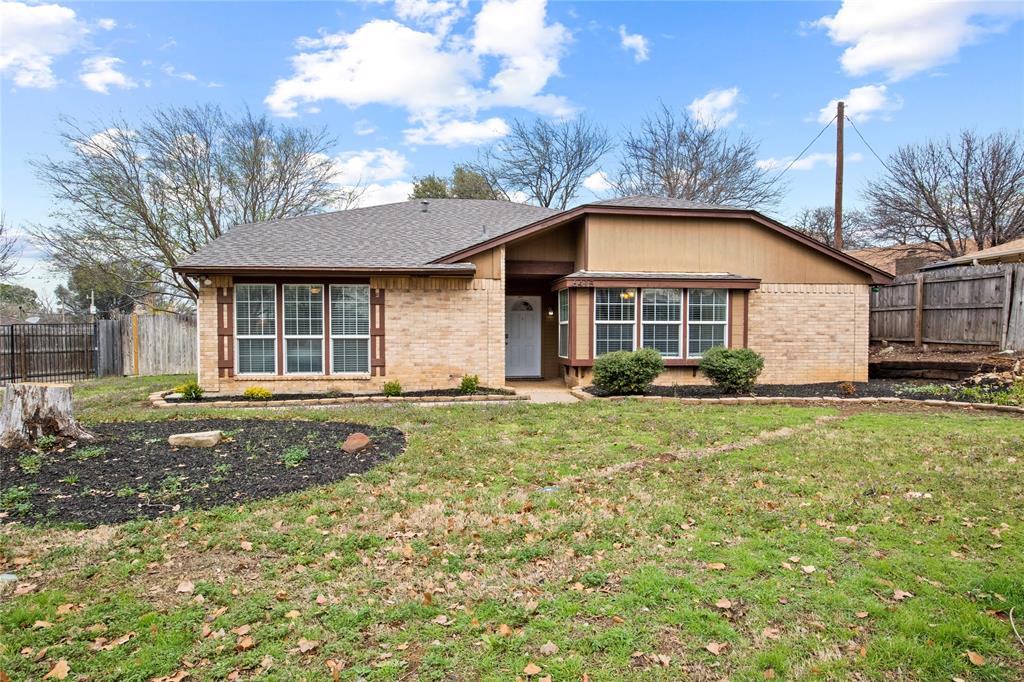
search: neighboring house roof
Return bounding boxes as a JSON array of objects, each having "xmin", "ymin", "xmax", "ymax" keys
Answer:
[
  {"xmin": 175, "ymin": 199, "xmax": 557, "ymax": 273},
  {"xmin": 175, "ymin": 195, "xmax": 891, "ymax": 283},
  {"xmin": 846, "ymin": 242, "xmax": 966, "ymax": 276},
  {"xmin": 919, "ymin": 236, "xmax": 1024, "ymax": 270}
]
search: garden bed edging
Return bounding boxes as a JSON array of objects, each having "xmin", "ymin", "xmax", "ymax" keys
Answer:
[{"xmin": 149, "ymin": 390, "xmax": 527, "ymax": 409}]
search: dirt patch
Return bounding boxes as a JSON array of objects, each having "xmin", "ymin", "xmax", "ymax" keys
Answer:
[
  {"xmin": 870, "ymin": 342, "xmax": 1017, "ymax": 366},
  {"xmin": 0, "ymin": 419, "xmax": 405, "ymax": 527}
]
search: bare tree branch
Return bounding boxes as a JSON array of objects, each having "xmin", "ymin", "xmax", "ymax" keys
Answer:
[
  {"xmin": 0, "ymin": 212, "xmax": 26, "ymax": 281},
  {"xmin": 790, "ymin": 206, "xmax": 872, "ymax": 249}
]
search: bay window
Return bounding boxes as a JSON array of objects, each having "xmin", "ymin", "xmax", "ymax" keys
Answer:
[
  {"xmin": 557, "ymin": 289, "xmax": 569, "ymax": 358},
  {"xmin": 687, "ymin": 289, "xmax": 728, "ymax": 358},
  {"xmin": 283, "ymin": 284, "xmax": 324, "ymax": 373},
  {"xmin": 641, "ymin": 288, "xmax": 682, "ymax": 358},
  {"xmin": 330, "ymin": 284, "xmax": 370, "ymax": 373},
  {"xmin": 594, "ymin": 288, "xmax": 636, "ymax": 355},
  {"xmin": 235, "ymin": 284, "xmax": 276, "ymax": 374}
]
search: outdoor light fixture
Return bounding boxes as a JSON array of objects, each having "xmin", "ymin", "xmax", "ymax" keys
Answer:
[
  {"xmin": 310, "ymin": 285, "xmax": 322, "ymax": 295},
  {"xmin": 620, "ymin": 290, "xmax": 636, "ymax": 300},
  {"xmin": 547, "ymin": 308, "xmax": 554, "ymax": 316},
  {"xmin": 202, "ymin": 277, "xmax": 213, "ymax": 286}
]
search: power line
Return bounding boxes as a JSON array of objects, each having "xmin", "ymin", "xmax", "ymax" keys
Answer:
[
  {"xmin": 845, "ymin": 115, "xmax": 893, "ymax": 174},
  {"xmin": 771, "ymin": 114, "xmax": 837, "ymax": 184}
]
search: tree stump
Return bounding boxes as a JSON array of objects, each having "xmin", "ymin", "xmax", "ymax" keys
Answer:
[{"xmin": 0, "ymin": 383, "xmax": 94, "ymax": 449}]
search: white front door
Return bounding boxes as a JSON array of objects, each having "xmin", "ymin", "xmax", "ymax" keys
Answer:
[{"xmin": 505, "ymin": 296, "xmax": 541, "ymax": 377}]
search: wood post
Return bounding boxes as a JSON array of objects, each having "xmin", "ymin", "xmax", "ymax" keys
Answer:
[
  {"xmin": 913, "ymin": 273, "xmax": 925, "ymax": 348},
  {"xmin": 132, "ymin": 314, "xmax": 140, "ymax": 376},
  {"xmin": 834, "ymin": 100, "xmax": 845, "ymax": 250},
  {"xmin": 1001, "ymin": 267, "xmax": 1014, "ymax": 350}
]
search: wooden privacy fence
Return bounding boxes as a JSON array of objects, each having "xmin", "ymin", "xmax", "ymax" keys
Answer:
[
  {"xmin": 870, "ymin": 264, "xmax": 1024, "ymax": 350},
  {"xmin": 0, "ymin": 313, "xmax": 196, "ymax": 385}
]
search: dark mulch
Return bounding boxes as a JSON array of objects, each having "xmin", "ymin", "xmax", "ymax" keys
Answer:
[
  {"xmin": 164, "ymin": 387, "xmax": 514, "ymax": 403},
  {"xmin": 584, "ymin": 379, "xmax": 1004, "ymax": 403},
  {"xmin": 0, "ymin": 419, "xmax": 405, "ymax": 527}
]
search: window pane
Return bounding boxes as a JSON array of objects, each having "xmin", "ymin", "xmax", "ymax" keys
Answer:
[
  {"xmin": 558, "ymin": 324, "xmax": 569, "ymax": 357},
  {"xmin": 333, "ymin": 338, "xmax": 369, "ymax": 373},
  {"xmin": 286, "ymin": 338, "xmax": 323, "ymax": 373},
  {"xmin": 688, "ymin": 288, "xmax": 727, "ymax": 322},
  {"xmin": 643, "ymin": 323, "xmax": 680, "ymax": 357},
  {"xmin": 235, "ymin": 284, "xmax": 275, "ymax": 337},
  {"xmin": 558, "ymin": 290, "xmax": 569, "ymax": 321},
  {"xmin": 688, "ymin": 324, "xmax": 726, "ymax": 357},
  {"xmin": 595, "ymin": 323, "xmax": 634, "ymax": 355},
  {"xmin": 284, "ymin": 285, "xmax": 323, "ymax": 336},
  {"xmin": 642, "ymin": 288, "xmax": 681, "ymax": 322},
  {"xmin": 595, "ymin": 288, "xmax": 635, "ymax": 321},
  {"xmin": 238, "ymin": 338, "xmax": 275, "ymax": 374},
  {"xmin": 331, "ymin": 285, "xmax": 370, "ymax": 336}
]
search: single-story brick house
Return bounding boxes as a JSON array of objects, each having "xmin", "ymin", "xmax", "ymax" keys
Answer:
[{"xmin": 174, "ymin": 196, "xmax": 891, "ymax": 393}]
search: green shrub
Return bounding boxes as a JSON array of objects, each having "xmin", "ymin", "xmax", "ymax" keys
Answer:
[
  {"xmin": 698, "ymin": 347, "xmax": 764, "ymax": 394},
  {"xmin": 175, "ymin": 379, "xmax": 204, "ymax": 401},
  {"xmin": 242, "ymin": 386, "xmax": 272, "ymax": 400},
  {"xmin": 459, "ymin": 374, "xmax": 480, "ymax": 394},
  {"xmin": 382, "ymin": 380, "xmax": 402, "ymax": 397},
  {"xmin": 592, "ymin": 348, "xmax": 665, "ymax": 395},
  {"xmin": 34, "ymin": 434, "xmax": 58, "ymax": 451}
]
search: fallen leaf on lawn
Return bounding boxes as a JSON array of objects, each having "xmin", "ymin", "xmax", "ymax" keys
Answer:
[
  {"xmin": 422, "ymin": 591, "xmax": 432, "ymax": 606},
  {"xmin": 285, "ymin": 610, "xmax": 301, "ymax": 619},
  {"xmin": 754, "ymin": 479, "xmax": 765, "ymax": 489},
  {"xmin": 788, "ymin": 555, "xmax": 801, "ymax": 563},
  {"xmin": 326, "ymin": 659, "xmax": 343, "ymax": 682},
  {"xmin": 176, "ymin": 580, "xmax": 195, "ymax": 594},
  {"xmin": 401, "ymin": 544, "xmax": 415, "ymax": 559},
  {"xmin": 239, "ymin": 541, "xmax": 253, "ymax": 552},
  {"xmin": 855, "ymin": 611, "xmax": 869, "ymax": 619},
  {"xmin": 715, "ymin": 598, "xmax": 732, "ymax": 609},
  {"xmin": 497, "ymin": 623, "xmax": 513, "ymax": 636},
  {"xmin": 705, "ymin": 641, "xmax": 726, "ymax": 656},
  {"xmin": 33, "ymin": 620, "xmax": 53, "ymax": 629},
  {"xmin": 433, "ymin": 614, "xmax": 449, "ymax": 625},
  {"xmin": 260, "ymin": 655, "xmax": 274, "ymax": 669},
  {"xmin": 761, "ymin": 627, "xmax": 780, "ymax": 640},
  {"xmin": 966, "ymin": 651, "xmax": 985, "ymax": 666},
  {"xmin": 763, "ymin": 669, "xmax": 776, "ymax": 679},
  {"xmin": 523, "ymin": 662, "xmax": 542, "ymax": 675},
  {"xmin": 706, "ymin": 562, "xmax": 727, "ymax": 571},
  {"xmin": 833, "ymin": 536, "xmax": 855, "ymax": 545},
  {"xmin": 151, "ymin": 670, "xmax": 189, "ymax": 682},
  {"xmin": 316, "ymin": 594, "xmax": 328, "ymax": 605},
  {"xmin": 103, "ymin": 632, "xmax": 135, "ymax": 650},
  {"xmin": 231, "ymin": 624, "xmax": 251, "ymax": 636},
  {"xmin": 55, "ymin": 603, "xmax": 77, "ymax": 615},
  {"xmin": 539, "ymin": 641, "xmax": 559, "ymax": 656},
  {"xmin": 0, "ymin": 670, "xmax": 11, "ymax": 682},
  {"xmin": 297, "ymin": 638, "xmax": 320, "ymax": 653},
  {"xmin": 43, "ymin": 660, "xmax": 70, "ymax": 680},
  {"xmin": 801, "ymin": 565, "xmax": 816, "ymax": 574},
  {"xmin": 236, "ymin": 636, "xmax": 255, "ymax": 651},
  {"xmin": 893, "ymin": 589, "xmax": 914, "ymax": 601},
  {"xmin": 539, "ymin": 677, "xmax": 552, "ymax": 682}
]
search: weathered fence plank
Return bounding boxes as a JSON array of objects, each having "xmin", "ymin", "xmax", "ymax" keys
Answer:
[
  {"xmin": 870, "ymin": 264, "xmax": 1021, "ymax": 349},
  {"xmin": 121, "ymin": 313, "xmax": 196, "ymax": 376}
]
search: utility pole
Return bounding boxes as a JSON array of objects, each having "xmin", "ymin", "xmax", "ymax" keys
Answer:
[{"xmin": 834, "ymin": 100, "xmax": 845, "ymax": 250}]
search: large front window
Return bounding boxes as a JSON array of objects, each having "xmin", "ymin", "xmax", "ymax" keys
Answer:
[
  {"xmin": 687, "ymin": 289, "xmax": 728, "ymax": 358},
  {"xmin": 641, "ymin": 288, "xmax": 682, "ymax": 358},
  {"xmin": 235, "ymin": 284, "xmax": 276, "ymax": 374},
  {"xmin": 283, "ymin": 284, "xmax": 324, "ymax": 373},
  {"xmin": 557, "ymin": 289, "xmax": 569, "ymax": 358},
  {"xmin": 595, "ymin": 288, "xmax": 636, "ymax": 355},
  {"xmin": 330, "ymin": 285, "xmax": 370, "ymax": 373}
]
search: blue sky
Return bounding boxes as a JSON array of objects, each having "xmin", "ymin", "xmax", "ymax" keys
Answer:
[{"xmin": 2, "ymin": 0, "xmax": 1023, "ymax": 299}]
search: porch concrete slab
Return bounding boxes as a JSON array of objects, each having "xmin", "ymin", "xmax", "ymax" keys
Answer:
[{"xmin": 509, "ymin": 380, "xmax": 579, "ymax": 404}]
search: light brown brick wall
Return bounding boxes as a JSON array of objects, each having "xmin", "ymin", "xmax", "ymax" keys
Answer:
[
  {"xmin": 197, "ymin": 250, "xmax": 507, "ymax": 394},
  {"xmin": 747, "ymin": 283, "xmax": 869, "ymax": 383}
]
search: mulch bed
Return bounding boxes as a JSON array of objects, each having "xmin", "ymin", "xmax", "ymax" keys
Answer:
[
  {"xmin": 0, "ymin": 419, "xmax": 405, "ymax": 527},
  {"xmin": 164, "ymin": 387, "xmax": 514, "ymax": 403},
  {"xmin": 584, "ymin": 379, "xmax": 1006, "ymax": 403}
]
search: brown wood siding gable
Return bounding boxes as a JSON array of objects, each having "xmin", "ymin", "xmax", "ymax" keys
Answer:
[
  {"xmin": 370, "ymin": 288, "xmax": 386, "ymax": 376},
  {"xmin": 215, "ymin": 285, "xmax": 234, "ymax": 378}
]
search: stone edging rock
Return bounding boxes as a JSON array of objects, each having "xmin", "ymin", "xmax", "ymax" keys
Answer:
[
  {"xmin": 149, "ymin": 390, "xmax": 527, "ymax": 409},
  {"xmin": 568, "ymin": 387, "xmax": 1024, "ymax": 415}
]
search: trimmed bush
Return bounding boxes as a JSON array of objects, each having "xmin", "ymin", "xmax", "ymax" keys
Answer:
[
  {"xmin": 459, "ymin": 374, "xmax": 480, "ymax": 394},
  {"xmin": 698, "ymin": 347, "xmax": 764, "ymax": 394},
  {"xmin": 592, "ymin": 348, "xmax": 665, "ymax": 395},
  {"xmin": 242, "ymin": 386, "xmax": 273, "ymax": 400},
  {"xmin": 382, "ymin": 380, "xmax": 402, "ymax": 397},
  {"xmin": 175, "ymin": 379, "xmax": 204, "ymax": 401}
]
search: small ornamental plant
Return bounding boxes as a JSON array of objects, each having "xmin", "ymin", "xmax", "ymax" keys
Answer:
[
  {"xmin": 459, "ymin": 374, "xmax": 480, "ymax": 394},
  {"xmin": 242, "ymin": 386, "xmax": 273, "ymax": 400},
  {"xmin": 592, "ymin": 348, "xmax": 665, "ymax": 395},
  {"xmin": 382, "ymin": 380, "xmax": 402, "ymax": 397},
  {"xmin": 175, "ymin": 379, "xmax": 204, "ymax": 401},
  {"xmin": 698, "ymin": 347, "xmax": 764, "ymax": 394}
]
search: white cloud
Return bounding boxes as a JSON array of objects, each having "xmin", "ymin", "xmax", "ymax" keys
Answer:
[
  {"xmin": 354, "ymin": 119, "xmax": 377, "ymax": 136},
  {"xmin": 97, "ymin": 17, "xmax": 116, "ymax": 30},
  {"xmin": 79, "ymin": 55, "xmax": 136, "ymax": 94},
  {"xmin": 687, "ymin": 87, "xmax": 741, "ymax": 127},
  {"xmin": 355, "ymin": 181, "xmax": 416, "ymax": 207},
  {"xmin": 757, "ymin": 152, "xmax": 863, "ymax": 172},
  {"xmin": 0, "ymin": 1, "xmax": 86, "ymax": 88},
  {"xmin": 331, "ymin": 148, "xmax": 410, "ymax": 185},
  {"xmin": 265, "ymin": 0, "xmax": 571, "ymax": 145},
  {"xmin": 403, "ymin": 116, "xmax": 509, "ymax": 146},
  {"xmin": 817, "ymin": 84, "xmax": 902, "ymax": 124},
  {"xmin": 161, "ymin": 63, "xmax": 197, "ymax": 81},
  {"xmin": 583, "ymin": 170, "xmax": 612, "ymax": 193},
  {"xmin": 395, "ymin": 0, "xmax": 467, "ymax": 35},
  {"xmin": 618, "ymin": 25, "xmax": 649, "ymax": 62},
  {"xmin": 814, "ymin": 0, "xmax": 1023, "ymax": 81},
  {"xmin": 76, "ymin": 127, "xmax": 136, "ymax": 156}
]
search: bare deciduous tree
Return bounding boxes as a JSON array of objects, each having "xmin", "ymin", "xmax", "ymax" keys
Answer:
[
  {"xmin": 472, "ymin": 116, "xmax": 614, "ymax": 209},
  {"xmin": 0, "ymin": 212, "xmax": 25, "ymax": 281},
  {"xmin": 791, "ymin": 206, "xmax": 871, "ymax": 249},
  {"xmin": 614, "ymin": 103, "xmax": 786, "ymax": 211},
  {"xmin": 863, "ymin": 129, "xmax": 1024, "ymax": 257},
  {"xmin": 31, "ymin": 106, "xmax": 344, "ymax": 300}
]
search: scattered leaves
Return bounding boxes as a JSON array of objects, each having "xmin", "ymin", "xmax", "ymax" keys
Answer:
[
  {"xmin": 966, "ymin": 651, "xmax": 985, "ymax": 666},
  {"xmin": 43, "ymin": 660, "xmax": 70, "ymax": 680}
]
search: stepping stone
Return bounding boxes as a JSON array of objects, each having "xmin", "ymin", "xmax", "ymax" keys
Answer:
[{"xmin": 168, "ymin": 430, "xmax": 223, "ymax": 448}]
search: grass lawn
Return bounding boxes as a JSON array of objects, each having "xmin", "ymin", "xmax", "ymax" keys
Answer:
[{"xmin": 1, "ymin": 375, "xmax": 1022, "ymax": 681}]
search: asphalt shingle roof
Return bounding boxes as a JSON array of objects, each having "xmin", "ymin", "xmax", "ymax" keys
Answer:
[
  {"xmin": 177, "ymin": 199, "xmax": 557, "ymax": 271},
  {"xmin": 588, "ymin": 195, "xmax": 740, "ymax": 211}
]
